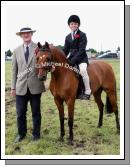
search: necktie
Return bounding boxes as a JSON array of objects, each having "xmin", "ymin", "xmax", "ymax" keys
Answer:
[
  {"xmin": 25, "ymin": 46, "xmax": 29, "ymax": 63},
  {"xmin": 71, "ymin": 31, "xmax": 76, "ymax": 40}
]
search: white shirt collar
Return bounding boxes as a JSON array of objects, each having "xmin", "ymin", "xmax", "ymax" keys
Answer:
[
  {"xmin": 71, "ymin": 29, "xmax": 78, "ymax": 40},
  {"xmin": 71, "ymin": 28, "xmax": 78, "ymax": 35},
  {"xmin": 23, "ymin": 42, "xmax": 32, "ymax": 52},
  {"xmin": 24, "ymin": 41, "xmax": 32, "ymax": 47}
]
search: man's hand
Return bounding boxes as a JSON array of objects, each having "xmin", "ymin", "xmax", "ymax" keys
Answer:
[{"xmin": 11, "ymin": 89, "xmax": 16, "ymax": 97}]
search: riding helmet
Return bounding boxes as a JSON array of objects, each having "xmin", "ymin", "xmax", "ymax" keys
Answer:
[{"xmin": 68, "ymin": 15, "xmax": 80, "ymax": 26}]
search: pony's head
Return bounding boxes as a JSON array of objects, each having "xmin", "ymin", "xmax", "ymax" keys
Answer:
[{"xmin": 35, "ymin": 41, "xmax": 52, "ymax": 81}]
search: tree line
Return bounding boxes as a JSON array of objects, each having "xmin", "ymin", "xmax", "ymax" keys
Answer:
[{"xmin": 5, "ymin": 46, "xmax": 120, "ymax": 58}]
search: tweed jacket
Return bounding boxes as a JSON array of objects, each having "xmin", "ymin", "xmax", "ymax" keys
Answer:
[{"xmin": 11, "ymin": 42, "xmax": 45, "ymax": 95}]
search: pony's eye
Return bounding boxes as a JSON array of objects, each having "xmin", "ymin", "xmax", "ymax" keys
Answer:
[{"xmin": 36, "ymin": 57, "xmax": 39, "ymax": 61}]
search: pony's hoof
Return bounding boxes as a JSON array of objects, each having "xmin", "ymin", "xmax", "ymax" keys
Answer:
[
  {"xmin": 97, "ymin": 125, "xmax": 102, "ymax": 128},
  {"xmin": 67, "ymin": 138, "xmax": 74, "ymax": 145},
  {"xmin": 67, "ymin": 140, "xmax": 74, "ymax": 145},
  {"xmin": 58, "ymin": 136, "xmax": 64, "ymax": 142},
  {"xmin": 116, "ymin": 129, "xmax": 120, "ymax": 135}
]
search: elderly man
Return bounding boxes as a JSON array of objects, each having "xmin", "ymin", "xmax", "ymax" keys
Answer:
[{"xmin": 11, "ymin": 27, "xmax": 45, "ymax": 142}]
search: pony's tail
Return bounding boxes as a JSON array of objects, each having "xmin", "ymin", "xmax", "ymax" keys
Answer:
[
  {"xmin": 105, "ymin": 82, "xmax": 117, "ymax": 114},
  {"xmin": 105, "ymin": 96, "xmax": 113, "ymax": 114}
]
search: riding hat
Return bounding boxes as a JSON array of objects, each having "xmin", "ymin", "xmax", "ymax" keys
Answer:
[
  {"xmin": 16, "ymin": 27, "xmax": 36, "ymax": 36},
  {"xmin": 68, "ymin": 15, "xmax": 80, "ymax": 26}
]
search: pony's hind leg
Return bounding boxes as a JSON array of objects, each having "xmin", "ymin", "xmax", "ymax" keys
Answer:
[
  {"xmin": 93, "ymin": 88, "xmax": 104, "ymax": 128},
  {"xmin": 54, "ymin": 97, "xmax": 65, "ymax": 141},
  {"xmin": 107, "ymin": 91, "xmax": 120, "ymax": 133}
]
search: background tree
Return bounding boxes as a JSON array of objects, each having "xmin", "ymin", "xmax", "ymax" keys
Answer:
[
  {"xmin": 56, "ymin": 45, "xmax": 64, "ymax": 50},
  {"xmin": 5, "ymin": 49, "xmax": 13, "ymax": 58},
  {"xmin": 99, "ymin": 51, "xmax": 104, "ymax": 55},
  {"xmin": 105, "ymin": 50, "xmax": 111, "ymax": 53},
  {"xmin": 117, "ymin": 46, "xmax": 120, "ymax": 52},
  {"xmin": 87, "ymin": 48, "xmax": 97, "ymax": 54}
]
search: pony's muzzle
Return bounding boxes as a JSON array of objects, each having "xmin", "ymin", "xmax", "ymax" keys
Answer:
[{"xmin": 38, "ymin": 75, "xmax": 47, "ymax": 81}]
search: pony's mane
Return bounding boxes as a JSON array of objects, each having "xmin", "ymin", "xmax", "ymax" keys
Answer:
[
  {"xmin": 50, "ymin": 46, "xmax": 68, "ymax": 63},
  {"xmin": 37, "ymin": 42, "xmax": 68, "ymax": 63}
]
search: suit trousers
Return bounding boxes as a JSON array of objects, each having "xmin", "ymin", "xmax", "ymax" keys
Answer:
[{"xmin": 16, "ymin": 88, "xmax": 42, "ymax": 137}]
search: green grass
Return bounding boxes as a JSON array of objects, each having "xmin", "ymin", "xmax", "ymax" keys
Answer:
[{"xmin": 5, "ymin": 59, "xmax": 120, "ymax": 155}]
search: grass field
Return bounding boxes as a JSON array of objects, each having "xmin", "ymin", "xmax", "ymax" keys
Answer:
[{"xmin": 5, "ymin": 59, "xmax": 120, "ymax": 155}]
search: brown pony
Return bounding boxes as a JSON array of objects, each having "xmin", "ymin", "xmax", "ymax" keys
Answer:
[{"xmin": 35, "ymin": 42, "xmax": 120, "ymax": 144}]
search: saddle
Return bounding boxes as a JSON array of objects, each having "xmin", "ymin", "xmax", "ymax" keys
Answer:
[{"xmin": 73, "ymin": 65, "xmax": 85, "ymax": 99}]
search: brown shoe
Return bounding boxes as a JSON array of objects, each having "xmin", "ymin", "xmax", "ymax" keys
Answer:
[{"xmin": 14, "ymin": 135, "xmax": 25, "ymax": 143}]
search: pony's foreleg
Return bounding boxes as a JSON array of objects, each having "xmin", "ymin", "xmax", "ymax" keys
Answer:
[
  {"xmin": 93, "ymin": 88, "xmax": 104, "ymax": 128},
  {"xmin": 54, "ymin": 97, "xmax": 65, "ymax": 141},
  {"xmin": 66, "ymin": 98, "xmax": 75, "ymax": 145}
]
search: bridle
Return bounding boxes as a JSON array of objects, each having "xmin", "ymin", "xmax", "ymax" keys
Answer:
[{"xmin": 35, "ymin": 47, "xmax": 52, "ymax": 72}]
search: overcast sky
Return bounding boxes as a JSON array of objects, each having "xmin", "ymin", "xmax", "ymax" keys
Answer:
[{"xmin": 4, "ymin": 1, "xmax": 123, "ymax": 52}]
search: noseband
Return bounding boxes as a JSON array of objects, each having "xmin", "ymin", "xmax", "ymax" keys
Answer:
[{"xmin": 36, "ymin": 48, "xmax": 52, "ymax": 72}]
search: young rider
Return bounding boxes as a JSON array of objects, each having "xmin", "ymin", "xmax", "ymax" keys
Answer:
[{"xmin": 63, "ymin": 15, "xmax": 91, "ymax": 100}]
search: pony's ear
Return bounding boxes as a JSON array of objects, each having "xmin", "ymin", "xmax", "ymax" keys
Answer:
[
  {"xmin": 45, "ymin": 41, "xmax": 49, "ymax": 49},
  {"xmin": 37, "ymin": 42, "xmax": 42, "ymax": 48}
]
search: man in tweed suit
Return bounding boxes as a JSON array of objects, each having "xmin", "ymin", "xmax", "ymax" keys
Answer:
[{"xmin": 11, "ymin": 27, "xmax": 45, "ymax": 142}]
